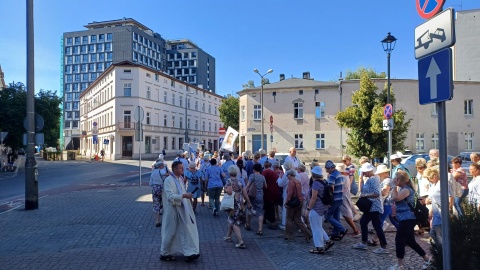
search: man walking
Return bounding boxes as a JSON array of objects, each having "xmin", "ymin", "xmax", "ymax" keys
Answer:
[
  {"xmin": 160, "ymin": 161, "xmax": 200, "ymax": 262},
  {"xmin": 325, "ymin": 160, "xmax": 348, "ymax": 240}
]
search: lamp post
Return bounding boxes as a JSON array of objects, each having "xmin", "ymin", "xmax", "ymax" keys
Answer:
[
  {"xmin": 381, "ymin": 32, "xmax": 397, "ymax": 169},
  {"xmin": 253, "ymin": 68, "xmax": 273, "ymax": 151},
  {"xmin": 185, "ymin": 91, "xmax": 194, "ymax": 143}
]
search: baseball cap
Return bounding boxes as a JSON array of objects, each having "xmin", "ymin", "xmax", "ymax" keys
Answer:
[{"xmin": 325, "ymin": 160, "xmax": 336, "ymax": 169}]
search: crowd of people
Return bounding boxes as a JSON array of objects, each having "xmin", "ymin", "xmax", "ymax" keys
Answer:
[{"xmin": 147, "ymin": 147, "xmax": 480, "ymax": 268}]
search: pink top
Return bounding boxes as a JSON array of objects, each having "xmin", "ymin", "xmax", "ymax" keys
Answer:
[{"xmin": 452, "ymin": 167, "xmax": 468, "ymax": 189}]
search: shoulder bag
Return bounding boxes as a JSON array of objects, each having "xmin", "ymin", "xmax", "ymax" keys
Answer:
[{"xmin": 247, "ymin": 175, "xmax": 257, "ymax": 199}]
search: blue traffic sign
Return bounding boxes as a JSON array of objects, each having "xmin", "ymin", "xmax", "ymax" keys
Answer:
[{"xmin": 418, "ymin": 48, "xmax": 453, "ymax": 105}]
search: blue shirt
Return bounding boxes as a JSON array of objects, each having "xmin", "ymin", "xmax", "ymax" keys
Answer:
[
  {"xmin": 361, "ymin": 175, "xmax": 383, "ymax": 213},
  {"xmin": 221, "ymin": 160, "xmax": 236, "ymax": 176},
  {"xmin": 395, "ymin": 186, "xmax": 416, "ymax": 221},
  {"xmin": 245, "ymin": 159, "xmax": 254, "ymax": 177},
  {"xmin": 327, "ymin": 170, "xmax": 344, "ymax": 201},
  {"xmin": 259, "ymin": 156, "xmax": 268, "ymax": 166},
  {"xmin": 205, "ymin": 165, "xmax": 224, "ymax": 188}
]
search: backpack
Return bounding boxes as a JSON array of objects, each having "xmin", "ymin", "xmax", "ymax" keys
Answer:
[
  {"xmin": 318, "ymin": 180, "xmax": 333, "ymax": 206},
  {"xmin": 405, "ymin": 191, "xmax": 429, "ymax": 229}
]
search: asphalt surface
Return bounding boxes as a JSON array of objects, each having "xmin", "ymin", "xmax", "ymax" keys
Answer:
[{"xmin": 0, "ymin": 156, "xmax": 433, "ymax": 269}]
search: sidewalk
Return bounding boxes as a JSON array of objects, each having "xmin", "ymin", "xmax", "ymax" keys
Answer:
[{"xmin": 0, "ymin": 185, "xmax": 432, "ymax": 270}]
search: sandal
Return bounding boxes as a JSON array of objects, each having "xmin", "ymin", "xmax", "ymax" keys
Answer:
[
  {"xmin": 244, "ymin": 225, "xmax": 252, "ymax": 231},
  {"xmin": 309, "ymin": 248, "xmax": 325, "ymax": 254},
  {"xmin": 235, "ymin": 241, "xmax": 246, "ymax": 249},
  {"xmin": 366, "ymin": 239, "xmax": 378, "ymax": 246},
  {"xmin": 256, "ymin": 231, "xmax": 263, "ymax": 236},
  {"xmin": 325, "ymin": 240, "xmax": 335, "ymax": 251}
]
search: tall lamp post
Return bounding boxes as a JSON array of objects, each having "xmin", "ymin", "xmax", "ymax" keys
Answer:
[
  {"xmin": 253, "ymin": 68, "xmax": 273, "ymax": 151},
  {"xmin": 185, "ymin": 91, "xmax": 194, "ymax": 143},
  {"xmin": 381, "ymin": 32, "xmax": 397, "ymax": 169}
]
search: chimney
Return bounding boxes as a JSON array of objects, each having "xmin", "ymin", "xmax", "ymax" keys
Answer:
[
  {"xmin": 303, "ymin": 72, "xmax": 310, "ymax": 80},
  {"xmin": 279, "ymin": 74, "xmax": 285, "ymax": 81}
]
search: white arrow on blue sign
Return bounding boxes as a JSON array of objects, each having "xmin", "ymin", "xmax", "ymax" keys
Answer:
[{"xmin": 418, "ymin": 48, "xmax": 453, "ymax": 105}]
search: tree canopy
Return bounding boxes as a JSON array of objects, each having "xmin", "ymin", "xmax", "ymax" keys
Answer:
[
  {"xmin": 345, "ymin": 66, "xmax": 386, "ymax": 80},
  {"xmin": 218, "ymin": 96, "xmax": 239, "ymax": 132},
  {"xmin": 0, "ymin": 83, "xmax": 62, "ymax": 150},
  {"xmin": 336, "ymin": 72, "xmax": 411, "ymax": 158}
]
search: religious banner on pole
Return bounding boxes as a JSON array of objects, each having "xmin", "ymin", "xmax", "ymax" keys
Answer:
[{"xmin": 220, "ymin": 126, "xmax": 238, "ymax": 152}]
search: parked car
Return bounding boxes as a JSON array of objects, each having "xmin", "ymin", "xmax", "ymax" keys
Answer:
[{"xmin": 402, "ymin": 154, "xmax": 456, "ymax": 178}]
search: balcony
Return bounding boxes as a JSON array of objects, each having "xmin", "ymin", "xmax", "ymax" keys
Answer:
[{"xmin": 117, "ymin": 122, "xmax": 135, "ymax": 129}]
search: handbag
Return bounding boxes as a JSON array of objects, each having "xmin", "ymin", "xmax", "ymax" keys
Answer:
[
  {"xmin": 247, "ymin": 175, "xmax": 257, "ymax": 199},
  {"xmin": 350, "ymin": 177, "xmax": 359, "ymax": 196},
  {"xmin": 220, "ymin": 191, "xmax": 235, "ymax": 211},
  {"xmin": 286, "ymin": 182, "xmax": 301, "ymax": 208},
  {"xmin": 356, "ymin": 196, "xmax": 372, "ymax": 213}
]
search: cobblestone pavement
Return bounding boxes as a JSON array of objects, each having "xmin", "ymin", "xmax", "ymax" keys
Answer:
[{"xmin": 0, "ymin": 186, "xmax": 432, "ymax": 269}]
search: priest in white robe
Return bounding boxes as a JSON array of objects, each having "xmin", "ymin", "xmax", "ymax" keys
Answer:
[{"xmin": 160, "ymin": 161, "xmax": 200, "ymax": 262}]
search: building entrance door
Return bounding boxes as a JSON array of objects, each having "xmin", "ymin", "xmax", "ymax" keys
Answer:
[{"xmin": 122, "ymin": 136, "xmax": 133, "ymax": 157}]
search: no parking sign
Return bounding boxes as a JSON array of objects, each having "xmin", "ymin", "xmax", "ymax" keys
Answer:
[{"xmin": 416, "ymin": 0, "xmax": 445, "ymax": 19}]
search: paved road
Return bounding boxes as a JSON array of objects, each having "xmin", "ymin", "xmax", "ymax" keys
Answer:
[{"xmin": 0, "ymin": 157, "xmax": 433, "ymax": 269}]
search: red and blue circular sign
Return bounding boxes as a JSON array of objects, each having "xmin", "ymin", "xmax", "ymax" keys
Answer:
[
  {"xmin": 383, "ymin": 104, "xmax": 393, "ymax": 119},
  {"xmin": 416, "ymin": 0, "xmax": 445, "ymax": 19}
]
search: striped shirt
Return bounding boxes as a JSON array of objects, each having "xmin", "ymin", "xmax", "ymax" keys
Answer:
[{"xmin": 327, "ymin": 170, "xmax": 344, "ymax": 201}]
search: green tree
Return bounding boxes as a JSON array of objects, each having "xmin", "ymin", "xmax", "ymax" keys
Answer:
[
  {"xmin": 345, "ymin": 66, "xmax": 386, "ymax": 80},
  {"xmin": 242, "ymin": 80, "xmax": 255, "ymax": 89},
  {"xmin": 0, "ymin": 83, "xmax": 61, "ymax": 150},
  {"xmin": 218, "ymin": 96, "xmax": 239, "ymax": 131},
  {"xmin": 335, "ymin": 72, "xmax": 412, "ymax": 158}
]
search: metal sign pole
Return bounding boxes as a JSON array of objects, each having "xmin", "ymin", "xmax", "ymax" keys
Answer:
[
  {"xmin": 437, "ymin": 101, "xmax": 451, "ymax": 270},
  {"xmin": 139, "ymin": 121, "xmax": 142, "ymax": 187}
]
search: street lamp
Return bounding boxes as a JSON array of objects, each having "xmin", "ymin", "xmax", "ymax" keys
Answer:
[
  {"xmin": 185, "ymin": 91, "xmax": 194, "ymax": 143},
  {"xmin": 253, "ymin": 68, "xmax": 273, "ymax": 151},
  {"xmin": 381, "ymin": 32, "xmax": 397, "ymax": 168}
]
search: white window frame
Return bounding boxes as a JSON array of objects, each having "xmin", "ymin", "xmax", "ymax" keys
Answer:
[
  {"xmin": 295, "ymin": 134, "xmax": 303, "ymax": 149},
  {"xmin": 316, "ymin": 134, "xmax": 325, "ymax": 149},
  {"xmin": 416, "ymin": 132, "xmax": 425, "ymax": 152},
  {"xmin": 294, "ymin": 102, "xmax": 303, "ymax": 119},
  {"xmin": 315, "ymin": 101, "xmax": 325, "ymax": 119},
  {"xmin": 465, "ymin": 132, "xmax": 474, "ymax": 150},
  {"xmin": 253, "ymin": 105, "xmax": 261, "ymax": 120},
  {"xmin": 123, "ymin": 83, "xmax": 131, "ymax": 97},
  {"xmin": 241, "ymin": 105, "xmax": 245, "ymax": 121},
  {"xmin": 431, "ymin": 133, "xmax": 439, "ymax": 150},
  {"xmin": 465, "ymin": 99, "xmax": 473, "ymax": 115}
]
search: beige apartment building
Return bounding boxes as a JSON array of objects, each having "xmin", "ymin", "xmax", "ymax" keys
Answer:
[
  {"xmin": 238, "ymin": 72, "xmax": 480, "ymax": 161},
  {"xmin": 79, "ymin": 61, "xmax": 223, "ymax": 160}
]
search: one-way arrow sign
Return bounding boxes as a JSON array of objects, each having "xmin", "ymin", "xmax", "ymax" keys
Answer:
[{"xmin": 418, "ymin": 48, "xmax": 453, "ymax": 105}]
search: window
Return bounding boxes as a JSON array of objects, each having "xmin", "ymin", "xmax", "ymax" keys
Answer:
[
  {"xmin": 315, "ymin": 101, "xmax": 325, "ymax": 118},
  {"xmin": 107, "ymin": 33, "xmax": 112, "ymax": 41},
  {"xmin": 90, "ymin": 54, "xmax": 96, "ymax": 62},
  {"xmin": 191, "ymin": 52, "xmax": 197, "ymax": 58},
  {"xmin": 74, "ymin": 37, "xmax": 80, "ymax": 44},
  {"xmin": 83, "ymin": 55, "xmax": 88, "ymax": 62},
  {"xmin": 66, "ymin": 93, "xmax": 73, "ymax": 101},
  {"xmin": 88, "ymin": 44, "xmax": 95, "ymax": 52},
  {"xmin": 187, "ymin": 98, "xmax": 191, "ymax": 109},
  {"xmin": 202, "ymin": 103, "xmax": 205, "ymax": 112},
  {"xmin": 107, "ymin": 52, "xmax": 112, "ymax": 60},
  {"xmin": 105, "ymin": 43, "xmax": 112, "ymax": 51},
  {"xmin": 465, "ymin": 99, "xmax": 473, "ymax": 115},
  {"xmin": 81, "ymin": 45, "xmax": 86, "ymax": 53},
  {"xmin": 82, "ymin": 36, "xmax": 88, "ymax": 43},
  {"xmin": 90, "ymin": 35, "xmax": 97, "ymax": 43},
  {"xmin": 72, "ymin": 121, "xmax": 78, "ymax": 128},
  {"xmin": 146, "ymin": 86, "xmax": 151, "ymax": 99},
  {"xmin": 172, "ymin": 94, "xmax": 175, "ymax": 105},
  {"xmin": 208, "ymin": 105, "xmax": 211, "ymax": 114},
  {"xmin": 66, "ymin": 37, "xmax": 72, "ymax": 45},
  {"xmin": 155, "ymin": 74, "xmax": 159, "ymax": 81},
  {"xmin": 124, "ymin": 83, "xmax": 131, "ymax": 96},
  {"xmin": 295, "ymin": 134, "xmax": 303, "ymax": 149},
  {"xmin": 97, "ymin": 43, "xmax": 103, "ymax": 51},
  {"xmin": 316, "ymin": 134, "xmax": 325, "ymax": 149},
  {"xmin": 146, "ymin": 112, "xmax": 150, "ymax": 125},
  {"xmin": 172, "ymin": 116, "xmax": 175, "ymax": 127},
  {"xmin": 74, "ymin": 74, "xmax": 80, "ymax": 81},
  {"xmin": 164, "ymin": 92, "xmax": 167, "ymax": 102},
  {"xmin": 98, "ymin": 34, "xmax": 105, "ymax": 42},
  {"xmin": 163, "ymin": 136, "xmax": 168, "ymax": 150},
  {"xmin": 299, "ymin": 90, "xmax": 303, "ymax": 95},
  {"xmin": 202, "ymin": 121, "xmax": 205, "ymax": 131},
  {"xmin": 179, "ymin": 96, "xmax": 183, "ymax": 107},
  {"xmin": 431, "ymin": 133, "xmax": 439, "ymax": 150},
  {"xmin": 73, "ymin": 102, "xmax": 79, "ymax": 110},
  {"xmin": 65, "ymin": 121, "xmax": 71, "ymax": 128},
  {"xmin": 164, "ymin": 115, "xmax": 167, "ymax": 126},
  {"xmin": 124, "ymin": 111, "xmax": 131, "ymax": 128},
  {"xmin": 208, "ymin": 122, "xmax": 211, "ymax": 131},
  {"xmin": 67, "ymin": 56, "xmax": 73, "ymax": 64},
  {"xmin": 180, "ymin": 117, "xmax": 183, "ymax": 128},
  {"xmin": 171, "ymin": 137, "xmax": 176, "ymax": 150},
  {"xmin": 65, "ymin": 47, "xmax": 71, "ymax": 54},
  {"xmin": 195, "ymin": 101, "xmax": 198, "ymax": 110},
  {"xmin": 465, "ymin": 132, "xmax": 474, "ymax": 150},
  {"xmin": 294, "ymin": 102, "xmax": 303, "ymax": 119},
  {"xmin": 187, "ymin": 118, "xmax": 190, "ymax": 129},
  {"xmin": 253, "ymin": 105, "xmax": 261, "ymax": 120},
  {"xmin": 195, "ymin": 120, "xmax": 198, "ymax": 130},
  {"xmin": 416, "ymin": 133, "xmax": 425, "ymax": 152}
]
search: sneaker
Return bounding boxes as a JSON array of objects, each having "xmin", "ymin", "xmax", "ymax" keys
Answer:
[
  {"xmin": 389, "ymin": 264, "xmax": 404, "ymax": 270},
  {"xmin": 421, "ymin": 258, "xmax": 432, "ymax": 270},
  {"xmin": 235, "ymin": 241, "xmax": 246, "ymax": 249},
  {"xmin": 353, "ymin": 213, "xmax": 362, "ymax": 222},
  {"xmin": 372, "ymin": 247, "xmax": 389, "ymax": 254},
  {"xmin": 352, "ymin": 243, "xmax": 368, "ymax": 250},
  {"xmin": 213, "ymin": 208, "xmax": 218, "ymax": 216},
  {"xmin": 279, "ymin": 224, "xmax": 286, "ymax": 230}
]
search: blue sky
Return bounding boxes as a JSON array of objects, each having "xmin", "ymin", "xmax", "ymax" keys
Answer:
[{"xmin": 0, "ymin": 0, "xmax": 478, "ymax": 97}]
